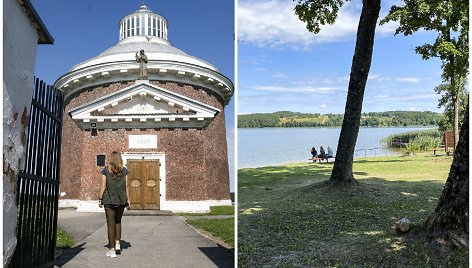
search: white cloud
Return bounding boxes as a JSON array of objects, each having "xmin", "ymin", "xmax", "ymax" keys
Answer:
[
  {"xmin": 376, "ymin": 21, "xmax": 399, "ymax": 36},
  {"xmin": 368, "ymin": 74, "xmax": 381, "ymax": 80},
  {"xmin": 366, "ymin": 93, "xmax": 437, "ymax": 102},
  {"xmin": 252, "ymin": 85, "xmax": 340, "ymax": 93},
  {"xmin": 271, "ymin": 72, "xmax": 287, "ymax": 78},
  {"xmin": 238, "ymin": 0, "xmax": 358, "ymax": 49},
  {"xmin": 394, "ymin": 77, "xmax": 420, "ymax": 83},
  {"xmin": 238, "ymin": 0, "xmax": 397, "ymax": 49},
  {"xmin": 371, "ymin": 94, "xmax": 389, "ymax": 99},
  {"xmin": 254, "ymin": 67, "xmax": 267, "ymax": 72},
  {"xmin": 367, "ymin": 74, "xmax": 421, "ymax": 83},
  {"xmin": 320, "ymin": 104, "xmax": 327, "ymax": 108}
]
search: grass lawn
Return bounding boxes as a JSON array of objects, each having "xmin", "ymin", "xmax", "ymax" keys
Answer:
[
  {"xmin": 56, "ymin": 227, "xmax": 75, "ymax": 249},
  {"xmin": 238, "ymin": 154, "xmax": 468, "ymax": 267},
  {"xmin": 186, "ymin": 218, "xmax": 234, "ymax": 248},
  {"xmin": 178, "ymin": 205, "xmax": 234, "ymax": 216}
]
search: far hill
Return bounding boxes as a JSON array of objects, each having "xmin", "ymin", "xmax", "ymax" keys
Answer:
[{"xmin": 238, "ymin": 111, "xmax": 442, "ymax": 128}]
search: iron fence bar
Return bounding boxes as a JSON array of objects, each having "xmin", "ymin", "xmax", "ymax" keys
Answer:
[
  {"xmin": 46, "ymin": 183, "xmax": 55, "ymax": 263},
  {"xmin": 13, "ymin": 77, "xmax": 63, "ymax": 268},
  {"xmin": 36, "ymin": 81, "xmax": 46, "ymax": 179},
  {"xmin": 43, "ymin": 87, "xmax": 57, "ymax": 265},
  {"xmin": 38, "ymin": 179, "xmax": 47, "ymax": 264},
  {"xmin": 25, "ymin": 179, "xmax": 36, "ymax": 266},
  {"xmin": 24, "ymin": 78, "xmax": 39, "ymax": 174},
  {"xmin": 15, "ymin": 178, "xmax": 27, "ymax": 267},
  {"xmin": 18, "ymin": 172, "xmax": 59, "ymax": 185},
  {"xmin": 51, "ymin": 98, "xmax": 63, "ymax": 264},
  {"xmin": 39, "ymin": 105, "xmax": 52, "ymax": 265}
]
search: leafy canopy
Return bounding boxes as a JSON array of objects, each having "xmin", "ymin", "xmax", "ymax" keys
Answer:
[
  {"xmin": 294, "ymin": 0, "xmax": 346, "ymax": 34},
  {"xmin": 380, "ymin": 0, "xmax": 469, "ymax": 71}
]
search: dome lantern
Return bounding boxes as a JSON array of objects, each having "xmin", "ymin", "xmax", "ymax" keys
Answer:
[{"xmin": 119, "ymin": 4, "xmax": 168, "ymax": 40}]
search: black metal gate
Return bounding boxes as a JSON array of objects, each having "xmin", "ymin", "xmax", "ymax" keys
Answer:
[{"xmin": 11, "ymin": 78, "xmax": 63, "ymax": 268}]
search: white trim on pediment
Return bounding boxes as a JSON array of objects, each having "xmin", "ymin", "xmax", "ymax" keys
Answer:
[
  {"xmin": 69, "ymin": 80, "xmax": 220, "ymax": 129},
  {"xmin": 54, "ymin": 60, "xmax": 233, "ymax": 104}
]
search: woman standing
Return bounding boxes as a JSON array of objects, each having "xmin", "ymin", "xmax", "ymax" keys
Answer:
[{"xmin": 99, "ymin": 151, "xmax": 130, "ymax": 258}]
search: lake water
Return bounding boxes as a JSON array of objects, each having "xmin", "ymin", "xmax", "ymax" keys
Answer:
[{"xmin": 238, "ymin": 127, "xmax": 434, "ymax": 168}]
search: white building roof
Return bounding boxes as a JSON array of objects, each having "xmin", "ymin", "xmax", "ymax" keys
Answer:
[
  {"xmin": 70, "ymin": 36, "xmax": 217, "ymax": 72},
  {"xmin": 54, "ymin": 5, "xmax": 233, "ymax": 104}
]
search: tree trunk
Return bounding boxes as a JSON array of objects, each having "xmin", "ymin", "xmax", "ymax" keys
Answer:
[
  {"xmin": 453, "ymin": 91, "xmax": 459, "ymax": 149},
  {"xmin": 329, "ymin": 0, "xmax": 381, "ymax": 186},
  {"xmin": 429, "ymin": 104, "xmax": 468, "ymax": 251}
]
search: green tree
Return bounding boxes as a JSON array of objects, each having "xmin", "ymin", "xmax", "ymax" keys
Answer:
[
  {"xmin": 294, "ymin": 0, "xmax": 381, "ymax": 186},
  {"xmin": 381, "ymin": 0, "xmax": 469, "ymax": 149},
  {"xmin": 434, "ymin": 83, "xmax": 468, "ymax": 131}
]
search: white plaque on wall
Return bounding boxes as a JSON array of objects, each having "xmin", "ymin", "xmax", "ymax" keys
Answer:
[{"xmin": 128, "ymin": 135, "xmax": 157, "ymax": 149}]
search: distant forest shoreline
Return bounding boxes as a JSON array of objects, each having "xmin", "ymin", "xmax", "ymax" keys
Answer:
[{"xmin": 238, "ymin": 111, "xmax": 442, "ymax": 128}]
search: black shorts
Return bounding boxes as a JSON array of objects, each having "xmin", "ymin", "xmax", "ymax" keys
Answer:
[{"xmin": 104, "ymin": 204, "xmax": 126, "ymax": 209}]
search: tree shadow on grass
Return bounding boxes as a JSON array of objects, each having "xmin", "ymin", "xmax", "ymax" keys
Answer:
[
  {"xmin": 354, "ymin": 158, "xmax": 412, "ymax": 164},
  {"xmin": 238, "ymin": 176, "xmax": 458, "ymax": 267},
  {"xmin": 239, "ymin": 163, "xmax": 333, "ymax": 189}
]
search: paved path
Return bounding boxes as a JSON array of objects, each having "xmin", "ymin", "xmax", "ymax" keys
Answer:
[
  {"xmin": 55, "ymin": 210, "xmax": 233, "ymax": 267},
  {"xmin": 182, "ymin": 215, "xmax": 234, "ymax": 220},
  {"xmin": 57, "ymin": 209, "xmax": 105, "ymax": 243}
]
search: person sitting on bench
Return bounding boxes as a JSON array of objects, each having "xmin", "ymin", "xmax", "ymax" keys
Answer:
[
  {"xmin": 310, "ymin": 147, "xmax": 318, "ymax": 162},
  {"xmin": 327, "ymin": 146, "xmax": 334, "ymax": 159},
  {"xmin": 318, "ymin": 146, "xmax": 326, "ymax": 162}
]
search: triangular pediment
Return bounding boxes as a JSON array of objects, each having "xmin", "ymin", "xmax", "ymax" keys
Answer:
[{"xmin": 69, "ymin": 81, "xmax": 220, "ymax": 129}]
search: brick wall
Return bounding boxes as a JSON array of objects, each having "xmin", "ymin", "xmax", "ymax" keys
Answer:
[{"xmin": 60, "ymin": 80, "xmax": 230, "ymax": 201}]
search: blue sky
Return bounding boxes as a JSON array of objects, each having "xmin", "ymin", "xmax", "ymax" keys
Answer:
[
  {"xmin": 31, "ymin": 0, "xmax": 235, "ymax": 191},
  {"xmin": 238, "ymin": 0, "xmax": 446, "ymax": 115}
]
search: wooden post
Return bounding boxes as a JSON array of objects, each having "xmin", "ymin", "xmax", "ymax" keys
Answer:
[{"xmin": 445, "ymin": 130, "xmax": 454, "ymax": 153}]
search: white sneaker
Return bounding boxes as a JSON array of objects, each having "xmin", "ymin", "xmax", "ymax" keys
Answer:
[
  {"xmin": 106, "ymin": 249, "xmax": 117, "ymax": 258},
  {"xmin": 115, "ymin": 242, "xmax": 121, "ymax": 254}
]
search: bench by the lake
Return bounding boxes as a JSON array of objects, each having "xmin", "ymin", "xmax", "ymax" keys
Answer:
[{"xmin": 309, "ymin": 156, "xmax": 335, "ymax": 163}]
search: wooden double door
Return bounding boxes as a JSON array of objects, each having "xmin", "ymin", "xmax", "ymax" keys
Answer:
[{"xmin": 127, "ymin": 160, "xmax": 160, "ymax": 210}]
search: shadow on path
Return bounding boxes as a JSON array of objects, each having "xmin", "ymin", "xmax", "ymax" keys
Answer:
[
  {"xmin": 54, "ymin": 243, "xmax": 86, "ymax": 267},
  {"xmin": 198, "ymin": 246, "xmax": 234, "ymax": 268}
]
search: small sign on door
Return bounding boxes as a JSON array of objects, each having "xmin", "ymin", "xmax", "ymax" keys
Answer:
[{"xmin": 128, "ymin": 135, "xmax": 157, "ymax": 149}]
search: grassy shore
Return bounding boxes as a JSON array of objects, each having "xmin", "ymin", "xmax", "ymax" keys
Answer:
[{"xmin": 238, "ymin": 154, "xmax": 467, "ymax": 267}]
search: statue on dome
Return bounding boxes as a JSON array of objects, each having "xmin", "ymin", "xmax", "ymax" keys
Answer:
[{"xmin": 136, "ymin": 49, "xmax": 148, "ymax": 79}]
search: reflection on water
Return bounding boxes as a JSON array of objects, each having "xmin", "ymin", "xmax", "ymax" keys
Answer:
[{"xmin": 238, "ymin": 127, "xmax": 434, "ymax": 168}]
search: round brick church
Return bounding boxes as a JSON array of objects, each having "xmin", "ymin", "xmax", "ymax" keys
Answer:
[{"xmin": 54, "ymin": 5, "xmax": 233, "ymax": 212}]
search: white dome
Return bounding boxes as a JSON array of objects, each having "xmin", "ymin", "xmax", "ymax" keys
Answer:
[
  {"xmin": 55, "ymin": 5, "xmax": 233, "ymax": 104},
  {"xmin": 70, "ymin": 4, "xmax": 217, "ymax": 72},
  {"xmin": 70, "ymin": 36, "xmax": 217, "ymax": 72}
]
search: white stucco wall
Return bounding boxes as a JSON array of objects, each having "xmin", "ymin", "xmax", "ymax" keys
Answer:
[{"xmin": 3, "ymin": 0, "xmax": 41, "ymax": 265}]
